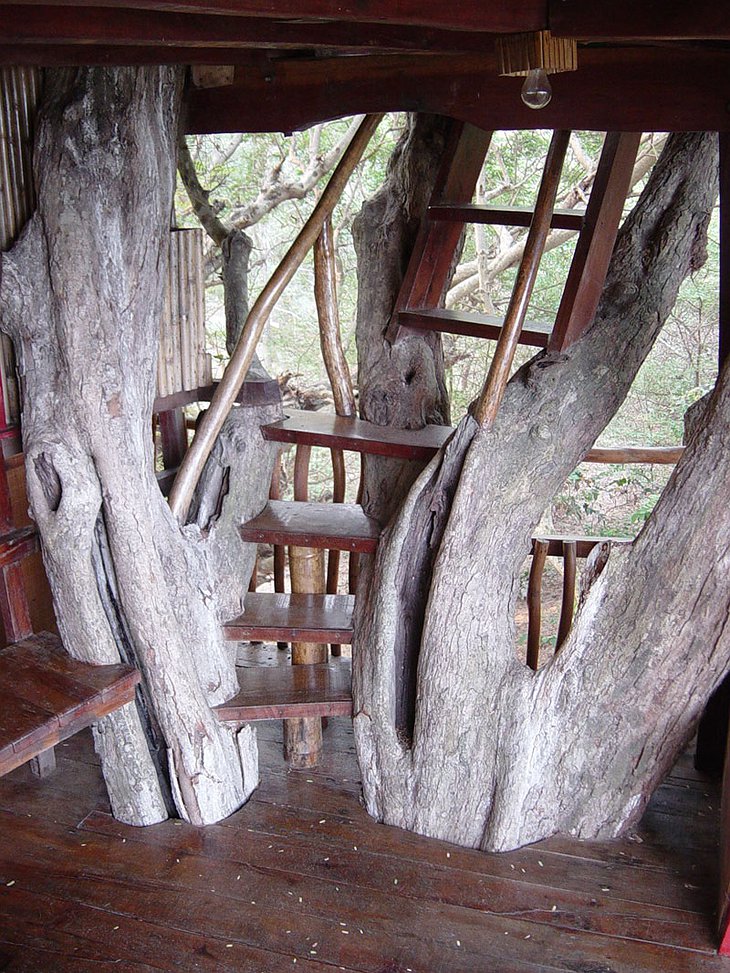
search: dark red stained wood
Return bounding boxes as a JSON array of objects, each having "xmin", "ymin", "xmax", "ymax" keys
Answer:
[
  {"xmin": 0, "ymin": 5, "xmax": 544, "ymax": 54},
  {"xmin": 186, "ymin": 48, "xmax": 730, "ymax": 136},
  {"xmin": 0, "ymin": 633, "xmax": 140, "ymax": 777},
  {"xmin": 261, "ymin": 409, "xmax": 453, "ymax": 460},
  {"xmin": 548, "ymin": 132, "xmax": 641, "ymax": 353},
  {"xmin": 401, "ymin": 308, "xmax": 552, "ymax": 347},
  {"xmin": 214, "ymin": 660, "xmax": 352, "ymax": 721},
  {"xmin": 0, "ymin": 563, "xmax": 33, "ymax": 641},
  {"xmin": 157, "ymin": 407, "xmax": 188, "ymax": 470},
  {"xmin": 155, "ymin": 466, "xmax": 178, "ymax": 496},
  {"xmin": 0, "ymin": 525, "xmax": 38, "ymax": 570},
  {"xmin": 223, "ymin": 592, "xmax": 354, "ymax": 644},
  {"xmin": 386, "ymin": 121, "xmax": 493, "ymax": 343},
  {"xmin": 152, "ymin": 377, "xmax": 280, "ymax": 414},
  {"xmin": 428, "ymin": 202, "xmax": 585, "ymax": 232},
  {"xmin": 549, "ymin": 0, "xmax": 730, "ymax": 40},
  {"xmin": 0, "ymin": 0, "xmax": 548, "ymax": 32},
  {"xmin": 239, "ymin": 500, "xmax": 381, "ymax": 553}
]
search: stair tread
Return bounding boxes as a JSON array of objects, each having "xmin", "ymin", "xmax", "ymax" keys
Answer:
[
  {"xmin": 262, "ymin": 410, "xmax": 453, "ymax": 460},
  {"xmin": 240, "ymin": 501, "xmax": 381, "ymax": 552},
  {"xmin": 0, "ymin": 631, "xmax": 140, "ymax": 776},
  {"xmin": 400, "ymin": 308, "xmax": 552, "ymax": 347},
  {"xmin": 428, "ymin": 202, "xmax": 585, "ymax": 231},
  {"xmin": 224, "ymin": 591, "xmax": 355, "ymax": 644},
  {"xmin": 214, "ymin": 659, "xmax": 352, "ymax": 721}
]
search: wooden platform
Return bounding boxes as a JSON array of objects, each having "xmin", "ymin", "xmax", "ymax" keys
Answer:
[
  {"xmin": 224, "ymin": 592, "xmax": 355, "ymax": 644},
  {"xmin": 215, "ymin": 659, "xmax": 353, "ymax": 721},
  {"xmin": 240, "ymin": 500, "xmax": 381, "ymax": 552},
  {"xmin": 0, "ymin": 695, "xmax": 725, "ymax": 972},
  {"xmin": 0, "ymin": 632, "xmax": 140, "ymax": 777}
]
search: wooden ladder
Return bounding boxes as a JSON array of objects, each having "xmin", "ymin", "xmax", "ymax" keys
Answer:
[{"xmin": 214, "ymin": 124, "xmax": 642, "ymax": 756}]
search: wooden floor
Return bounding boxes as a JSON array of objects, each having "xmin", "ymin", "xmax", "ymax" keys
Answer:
[{"xmin": 0, "ymin": 662, "xmax": 727, "ymax": 971}]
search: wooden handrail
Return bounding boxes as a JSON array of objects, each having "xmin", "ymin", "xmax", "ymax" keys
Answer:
[
  {"xmin": 584, "ymin": 445, "xmax": 683, "ymax": 464},
  {"xmin": 474, "ymin": 130, "xmax": 571, "ymax": 427},
  {"xmin": 168, "ymin": 113, "xmax": 384, "ymax": 522}
]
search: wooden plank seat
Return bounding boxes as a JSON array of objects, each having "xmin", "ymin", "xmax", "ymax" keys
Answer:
[
  {"xmin": 214, "ymin": 658, "xmax": 352, "ymax": 722},
  {"xmin": 0, "ymin": 631, "xmax": 140, "ymax": 777},
  {"xmin": 224, "ymin": 591, "xmax": 355, "ymax": 644}
]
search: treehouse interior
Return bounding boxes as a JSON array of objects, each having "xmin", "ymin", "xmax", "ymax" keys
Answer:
[{"xmin": 1, "ymin": 3, "xmax": 730, "ymax": 970}]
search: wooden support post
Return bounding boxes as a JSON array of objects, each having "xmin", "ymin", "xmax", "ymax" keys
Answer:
[
  {"xmin": 158, "ymin": 407, "xmax": 188, "ymax": 470},
  {"xmin": 526, "ymin": 538, "xmax": 549, "ymax": 671},
  {"xmin": 284, "ymin": 444, "xmax": 327, "ymax": 768},
  {"xmin": 30, "ymin": 747, "xmax": 57, "ymax": 778},
  {"xmin": 556, "ymin": 539, "xmax": 577, "ymax": 652}
]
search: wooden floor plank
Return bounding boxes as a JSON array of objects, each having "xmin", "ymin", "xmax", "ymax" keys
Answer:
[
  {"xmin": 0, "ymin": 725, "xmax": 723, "ymax": 972},
  {"xmin": 240, "ymin": 500, "xmax": 381, "ymax": 552}
]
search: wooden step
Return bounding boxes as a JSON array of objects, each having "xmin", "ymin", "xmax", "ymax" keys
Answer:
[
  {"xmin": 0, "ymin": 526, "xmax": 39, "ymax": 570},
  {"xmin": 214, "ymin": 659, "xmax": 352, "ymax": 721},
  {"xmin": 240, "ymin": 501, "xmax": 381, "ymax": 552},
  {"xmin": 0, "ymin": 632, "xmax": 140, "ymax": 777},
  {"xmin": 400, "ymin": 308, "xmax": 552, "ymax": 346},
  {"xmin": 428, "ymin": 202, "xmax": 585, "ymax": 231},
  {"xmin": 261, "ymin": 410, "xmax": 453, "ymax": 460},
  {"xmin": 224, "ymin": 592, "xmax": 355, "ymax": 644}
]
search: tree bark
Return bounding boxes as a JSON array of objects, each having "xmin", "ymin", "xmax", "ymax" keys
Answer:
[
  {"xmin": 0, "ymin": 67, "xmax": 271, "ymax": 826},
  {"xmin": 353, "ymin": 131, "xmax": 723, "ymax": 851},
  {"xmin": 352, "ymin": 114, "xmax": 453, "ymax": 525}
]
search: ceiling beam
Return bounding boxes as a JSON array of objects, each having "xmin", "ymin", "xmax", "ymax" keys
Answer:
[
  {"xmin": 549, "ymin": 0, "xmax": 730, "ymax": 40},
  {"xmin": 0, "ymin": 0, "xmax": 548, "ymax": 32},
  {"xmin": 0, "ymin": 5, "xmax": 515, "ymax": 53},
  {"xmin": 184, "ymin": 47, "xmax": 730, "ymax": 134}
]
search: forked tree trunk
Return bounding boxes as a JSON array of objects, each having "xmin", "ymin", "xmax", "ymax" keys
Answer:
[
  {"xmin": 353, "ymin": 128, "xmax": 724, "ymax": 850},
  {"xmin": 0, "ymin": 67, "xmax": 277, "ymax": 826}
]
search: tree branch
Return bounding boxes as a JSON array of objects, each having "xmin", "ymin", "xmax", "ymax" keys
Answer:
[{"xmin": 177, "ymin": 133, "xmax": 229, "ymax": 247}]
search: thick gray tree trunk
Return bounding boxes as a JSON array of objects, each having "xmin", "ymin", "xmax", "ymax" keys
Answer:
[
  {"xmin": 353, "ymin": 128, "xmax": 725, "ymax": 850},
  {"xmin": 0, "ymin": 67, "xmax": 276, "ymax": 826}
]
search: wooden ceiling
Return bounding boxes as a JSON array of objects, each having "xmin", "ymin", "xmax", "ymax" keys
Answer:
[{"xmin": 0, "ymin": 0, "xmax": 729, "ymax": 133}]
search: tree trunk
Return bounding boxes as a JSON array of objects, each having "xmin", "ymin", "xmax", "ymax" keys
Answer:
[
  {"xmin": 353, "ymin": 130, "xmax": 724, "ymax": 850},
  {"xmin": 0, "ymin": 67, "xmax": 275, "ymax": 826},
  {"xmin": 352, "ymin": 114, "xmax": 453, "ymax": 525}
]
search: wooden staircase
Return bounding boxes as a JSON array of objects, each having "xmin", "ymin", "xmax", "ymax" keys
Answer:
[
  {"xmin": 0, "ymin": 461, "xmax": 139, "ymax": 779},
  {"xmin": 213, "ymin": 123, "xmax": 642, "ymax": 753}
]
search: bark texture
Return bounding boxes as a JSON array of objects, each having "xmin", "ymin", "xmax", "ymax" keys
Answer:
[
  {"xmin": 353, "ymin": 132, "xmax": 724, "ymax": 850},
  {"xmin": 353, "ymin": 115, "xmax": 453, "ymax": 525},
  {"xmin": 0, "ymin": 67, "xmax": 266, "ymax": 826}
]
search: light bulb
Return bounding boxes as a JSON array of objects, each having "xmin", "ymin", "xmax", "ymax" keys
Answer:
[{"xmin": 521, "ymin": 68, "xmax": 552, "ymax": 110}]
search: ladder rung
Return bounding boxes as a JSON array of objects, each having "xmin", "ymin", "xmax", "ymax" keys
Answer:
[
  {"xmin": 214, "ymin": 660, "xmax": 352, "ymax": 722},
  {"xmin": 428, "ymin": 203, "xmax": 585, "ymax": 231},
  {"xmin": 400, "ymin": 309, "xmax": 552, "ymax": 347},
  {"xmin": 262, "ymin": 410, "xmax": 452, "ymax": 460},
  {"xmin": 224, "ymin": 592, "xmax": 355, "ymax": 644},
  {"xmin": 240, "ymin": 501, "xmax": 381, "ymax": 552}
]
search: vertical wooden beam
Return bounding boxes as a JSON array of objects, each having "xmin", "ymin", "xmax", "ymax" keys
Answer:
[
  {"xmin": 556, "ymin": 539, "xmax": 577, "ymax": 651},
  {"xmin": 158, "ymin": 407, "xmax": 188, "ymax": 470},
  {"xmin": 526, "ymin": 539, "xmax": 549, "ymax": 671},
  {"xmin": 284, "ymin": 445, "xmax": 327, "ymax": 769}
]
